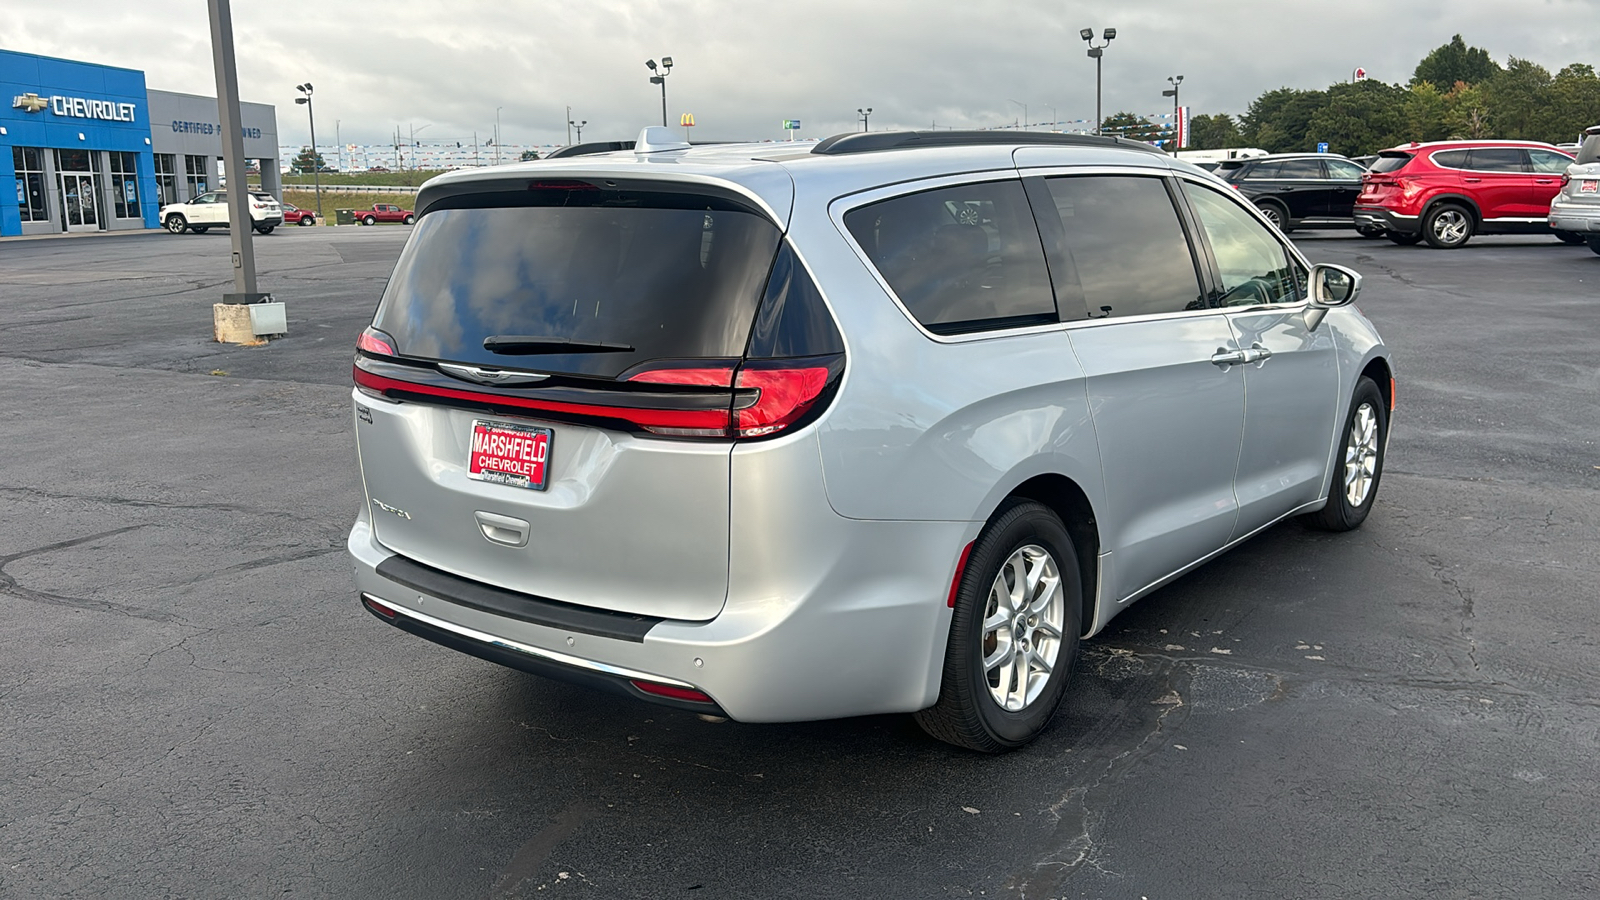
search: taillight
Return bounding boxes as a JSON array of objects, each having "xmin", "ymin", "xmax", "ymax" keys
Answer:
[
  {"xmin": 356, "ymin": 326, "xmax": 395, "ymax": 356},
  {"xmin": 734, "ymin": 363, "xmax": 833, "ymax": 437},
  {"xmin": 1562, "ymin": 173, "xmax": 1571, "ymax": 187},
  {"xmin": 626, "ymin": 365, "xmax": 735, "ymax": 387},
  {"xmin": 629, "ymin": 680, "xmax": 715, "ymax": 703}
]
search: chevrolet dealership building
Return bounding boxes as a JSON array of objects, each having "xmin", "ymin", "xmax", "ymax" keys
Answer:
[{"xmin": 2, "ymin": 48, "xmax": 279, "ymax": 237}]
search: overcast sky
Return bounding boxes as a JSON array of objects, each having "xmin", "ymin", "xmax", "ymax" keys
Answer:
[{"xmin": 11, "ymin": 0, "xmax": 1600, "ymax": 147}]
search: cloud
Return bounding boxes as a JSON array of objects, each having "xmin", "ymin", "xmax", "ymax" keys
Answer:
[{"xmin": 10, "ymin": 0, "xmax": 1599, "ymax": 146}]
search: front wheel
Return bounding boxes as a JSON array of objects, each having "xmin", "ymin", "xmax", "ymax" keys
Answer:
[
  {"xmin": 1386, "ymin": 232, "xmax": 1423, "ymax": 246},
  {"xmin": 1554, "ymin": 230, "xmax": 1585, "ymax": 245},
  {"xmin": 1305, "ymin": 376, "xmax": 1387, "ymax": 532},
  {"xmin": 1423, "ymin": 204, "xmax": 1474, "ymax": 249},
  {"xmin": 164, "ymin": 214, "xmax": 188, "ymax": 234},
  {"xmin": 915, "ymin": 499, "xmax": 1082, "ymax": 753}
]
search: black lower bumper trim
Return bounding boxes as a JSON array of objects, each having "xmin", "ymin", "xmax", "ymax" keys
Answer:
[
  {"xmin": 375, "ymin": 554, "xmax": 662, "ymax": 642},
  {"xmin": 361, "ymin": 596, "xmax": 728, "ymax": 717}
]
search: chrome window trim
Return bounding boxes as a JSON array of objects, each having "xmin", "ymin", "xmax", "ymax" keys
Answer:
[
  {"xmin": 1424, "ymin": 147, "xmax": 1571, "ymax": 175},
  {"xmin": 828, "ymin": 165, "xmax": 1289, "ymax": 345}
]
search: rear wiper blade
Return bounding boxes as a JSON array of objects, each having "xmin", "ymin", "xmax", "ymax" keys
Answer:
[{"xmin": 482, "ymin": 335, "xmax": 634, "ymax": 354}]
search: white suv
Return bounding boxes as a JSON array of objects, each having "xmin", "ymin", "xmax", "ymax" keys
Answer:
[{"xmin": 160, "ymin": 191, "xmax": 283, "ymax": 235}]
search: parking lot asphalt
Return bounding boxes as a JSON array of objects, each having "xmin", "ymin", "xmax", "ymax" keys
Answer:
[{"xmin": 1, "ymin": 225, "xmax": 1597, "ymax": 899}]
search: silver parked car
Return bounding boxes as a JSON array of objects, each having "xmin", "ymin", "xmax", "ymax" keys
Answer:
[
  {"xmin": 1548, "ymin": 125, "xmax": 1600, "ymax": 255},
  {"xmin": 349, "ymin": 127, "xmax": 1394, "ymax": 752}
]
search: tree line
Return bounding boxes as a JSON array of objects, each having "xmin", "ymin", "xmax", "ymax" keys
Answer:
[{"xmin": 1115, "ymin": 36, "xmax": 1600, "ymax": 156}]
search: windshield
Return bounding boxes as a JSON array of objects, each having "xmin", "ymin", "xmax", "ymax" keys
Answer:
[
  {"xmin": 370, "ymin": 194, "xmax": 782, "ymax": 378},
  {"xmin": 1368, "ymin": 153, "xmax": 1414, "ymax": 174}
]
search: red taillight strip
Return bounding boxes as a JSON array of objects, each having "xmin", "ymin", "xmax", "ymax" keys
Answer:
[
  {"xmin": 352, "ymin": 365, "xmax": 729, "ymax": 432},
  {"xmin": 630, "ymin": 680, "xmax": 716, "ymax": 703},
  {"xmin": 947, "ymin": 541, "xmax": 975, "ymax": 608}
]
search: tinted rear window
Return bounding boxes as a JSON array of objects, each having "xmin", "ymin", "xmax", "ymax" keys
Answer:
[
  {"xmin": 371, "ymin": 196, "xmax": 781, "ymax": 378},
  {"xmin": 1431, "ymin": 150, "xmax": 1469, "ymax": 169},
  {"xmin": 1579, "ymin": 133, "xmax": 1600, "ymax": 165},
  {"xmin": 1369, "ymin": 153, "xmax": 1413, "ymax": 174}
]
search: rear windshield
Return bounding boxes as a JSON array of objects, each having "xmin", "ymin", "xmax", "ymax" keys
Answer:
[
  {"xmin": 371, "ymin": 194, "xmax": 781, "ymax": 378},
  {"xmin": 1578, "ymin": 133, "xmax": 1600, "ymax": 165},
  {"xmin": 1368, "ymin": 153, "xmax": 1414, "ymax": 174}
]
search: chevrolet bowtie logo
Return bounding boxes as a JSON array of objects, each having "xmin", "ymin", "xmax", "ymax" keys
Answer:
[{"xmin": 12, "ymin": 93, "xmax": 48, "ymax": 113}]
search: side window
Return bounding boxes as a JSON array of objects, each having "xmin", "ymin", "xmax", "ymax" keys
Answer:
[
  {"xmin": 1528, "ymin": 149, "xmax": 1574, "ymax": 174},
  {"xmin": 1243, "ymin": 161, "xmax": 1282, "ymax": 180},
  {"xmin": 1466, "ymin": 148, "xmax": 1529, "ymax": 173},
  {"xmin": 1325, "ymin": 159, "xmax": 1368, "ymax": 180},
  {"xmin": 844, "ymin": 180, "xmax": 1056, "ymax": 335},
  {"xmin": 1181, "ymin": 182, "xmax": 1303, "ymax": 307},
  {"xmin": 1431, "ymin": 149, "xmax": 1469, "ymax": 169},
  {"xmin": 1278, "ymin": 159, "xmax": 1325, "ymax": 179},
  {"xmin": 1036, "ymin": 175, "xmax": 1204, "ymax": 320}
]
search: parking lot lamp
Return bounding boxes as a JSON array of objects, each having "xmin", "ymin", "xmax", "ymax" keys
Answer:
[
  {"xmin": 294, "ymin": 83, "xmax": 322, "ymax": 218},
  {"xmin": 1162, "ymin": 75, "xmax": 1183, "ymax": 154},
  {"xmin": 1008, "ymin": 99, "xmax": 1027, "ymax": 131},
  {"xmin": 857, "ymin": 107, "xmax": 872, "ymax": 132},
  {"xmin": 1082, "ymin": 27, "xmax": 1116, "ymax": 135},
  {"xmin": 647, "ymin": 58, "xmax": 673, "ymax": 127},
  {"xmin": 570, "ymin": 119, "xmax": 587, "ymax": 142}
]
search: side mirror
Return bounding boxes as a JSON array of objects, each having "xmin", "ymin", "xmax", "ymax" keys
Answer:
[{"xmin": 1304, "ymin": 263, "xmax": 1362, "ymax": 331}]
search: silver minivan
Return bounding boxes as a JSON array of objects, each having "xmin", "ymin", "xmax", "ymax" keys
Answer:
[{"xmin": 349, "ymin": 127, "xmax": 1394, "ymax": 751}]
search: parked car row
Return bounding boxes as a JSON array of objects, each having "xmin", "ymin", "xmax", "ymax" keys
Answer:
[
  {"xmin": 157, "ymin": 197, "xmax": 416, "ymax": 234},
  {"xmin": 1546, "ymin": 125, "xmax": 1600, "ymax": 256}
]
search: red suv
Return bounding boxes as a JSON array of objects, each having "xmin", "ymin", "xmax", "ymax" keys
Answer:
[{"xmin": 1353, "ymin": 141, "xmax": 1577, "ymax": 249}]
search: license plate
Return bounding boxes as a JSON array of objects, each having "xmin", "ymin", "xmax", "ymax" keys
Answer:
[
  {"xmin": 467, "ymin": 420, "xmax": 552, "ymax": 490},
  {"xmin": 1582, "ymin": 180, "xmax": 1598, "ymax": 193}
]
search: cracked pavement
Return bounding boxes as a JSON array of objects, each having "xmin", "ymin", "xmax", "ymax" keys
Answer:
[{"xmin": 0, "ymin": 228, "xmax": 1596, "ymax": 898}]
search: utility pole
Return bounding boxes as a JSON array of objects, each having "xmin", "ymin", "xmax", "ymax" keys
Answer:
[
  {"xmin": 1081, "ymin": 27, "xmax": 1117, "ymax": 135},
  {"xmin": 566, "ymin": 105, "xmax": 572, "ymax": 145},
  {"xmin": 206, "ymin": 0, "xmax": 264, "ymax": 302},
  {"xmin": 495, "ymin": 107, "xmax": 502, "ymax": 165},
  {"xmin": 335, "ymin": 119, "xmax": 342, "ymax": 172}
]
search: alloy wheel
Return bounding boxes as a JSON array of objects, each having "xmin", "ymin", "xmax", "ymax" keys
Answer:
[
  {"xmin": 1344, "ymin": 402, "xmax": 1380, "ymax": 508},
  {"xmin": 980, "ymin": 544, "xmax": 1065, "ymax": 712},
  {"xmin": 1430, "ymin": 209, "xmax": 1469, "ymax": 245}
]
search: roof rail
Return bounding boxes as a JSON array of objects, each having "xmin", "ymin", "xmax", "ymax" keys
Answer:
[
  {"xmin": 546, "ymin": 140, "xmax": 636, "ymax": 159},
  {"xmin": 810, "ymin": 130, "xmax": 1168, "ymax": 156}
]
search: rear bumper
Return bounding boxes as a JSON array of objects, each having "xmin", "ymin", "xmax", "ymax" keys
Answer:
[
  {"xmin": 1353, "ymin": 206, "xmax": 1418, "ymax": 235},
  {"xmin": 253, "ymin": 215, "xmax": 284, "ymax": 227},
  {"xmin": 1549, "ymin": 201, "xmax": 1600, "ymax": 233}
]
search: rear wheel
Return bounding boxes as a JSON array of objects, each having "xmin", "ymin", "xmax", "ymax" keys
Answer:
[
  {"xmin": 1423, "ymin": 203, "xmax": 1474, "ymax": 249},
  {"xmin": 254, "ymin": 225, "xmax": 274, "ymax": 234},
  {"xmin": 1305, "ymin": 376, "xmax": 1387, "ymax": 532},
  {"xmin": 915, "ymin": 500, "xmax": 1082, "ymax": 753},
  {"xmin": 192, "ymin": 226, "xmax": 210, "ymax": 234},
  {"xmin": 1386, "ymin": 232, "xmax": 1423, "ymax": 245},
  {"xmin": 297, "ymin": 215, "xmax": 314, "ymax": 226},
  {"xmin": 164, "ymin": 214, "xmax": 188, "ymax": 234},
  {"xmin": 1589, "ymin": 236, "xmax": 1600, "ymax": 257},
  {"xmin": 363, "ymin": 215, "xmax": 377, "ymax": 226},
  {"xmin": 403, "ymin": 214, "xmax": 415, "ymax": 225},
  {"xmin": 1554, "ymin": 230, "xmax": 1585, "ymax": 245},
  {"xmin": 1256, "ymin": 201, "xmax": 1293, "ymax": 233},
  {"xmin": 1356, "ymin": 224, "xmax": 1385, "ymax": 238}
]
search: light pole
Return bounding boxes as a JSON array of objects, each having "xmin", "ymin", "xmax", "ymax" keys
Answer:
[
  {"xmin": 1162, "ymin": 75, "xmax": 1184, "ymax": 154},
  {"xmin": 570, "ymin": 118, "xmax": 587, "ymax": 142},
  {"xmin": 1080, "ymin": 27, "xmax": 1116, "ymax": 135},
  {"xmin": 409, "ymin": 123, "xmax": 431, "ymax": 173},
  {"xmin": 857, "ymin": 107, "xmax": 872, "ymax": 131},
  {"xmin": 1008, "ymin": 99, "xmax": 1027, "ymax": 131},
  {"xmin": 294, "ymin": 83, "xmax": 321, "ymax": 218},
  {"xmin": 1047, "ymin": 105, "xmax": 1058, "ymax": 132},
  {"xmin": 646, "ymin": 57, "xmax": 673, "ymax": 127},
  {"xmin": 494, "ymin": 106, "xmax": 502, "ymax": 165},
  {"xmin": 335, "ymin": 118, "xmax": 341, "ymax": 172},
  {"xmin": 565, "ymin": 105, "xmax": 572, "ymax": 145}
]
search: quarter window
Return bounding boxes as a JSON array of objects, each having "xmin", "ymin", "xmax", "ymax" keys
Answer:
[
  {"xmin": 1182, "ymin": 182, "xmax": 1303, "ymax": 307},
  {"xmin": 1527, "ymin": 149, "xmax": 1574, "ymax": 174},
  {"xmin": 844, "ymin": 180, "xmax": 1056, "ymax": 335},
  {"xmin": 1431, "ymin": 149, "xmax": 1469, "ymax": 169},
  {"xmin": 12, "ymin": 146, "xmax": 48, "ymax": 222},
  {"xmin": 1036, "ymin": 175, "xmax": 1205, "ymax": 320}
]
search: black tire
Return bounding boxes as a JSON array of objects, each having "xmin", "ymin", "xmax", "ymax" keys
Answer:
[
  {"xmin": 362, "ymin": 215, "xmax": 377, "ymax": 226},
  {"xmin": 402, "ymin": 214, "xmax": 415, "ymax": 225},
  {"xmin": 1386, "ymin": 232, "xmax": 1423, "ymax": 246},
  {"xmin": 255, "ymin": 225, "xmax": 274, "ymax": 235},
  {"xmin": 1588, "ymin": 236, "xmax": 1600, "ymax": 257},
  {"xmin": 1553, "ymin": 230, "xmax": 1585, "ymax": 245},
  {"xmin": 915, "ymin": 499, "xmax": 1083, "ymax": 753},
  {"xmin": 1422, "ymin": 203, "xmax": 1474, "ymax": 249},
  {"xmin": 297, "ymin": 216, "xmax": 314, "ymax": 226},
  {"xmin": 1356, "ymin": 224, "xmax": 1385, "ymax": 238},
  {"xmin": 164, "ymin": 214, "xmax": 188, "ymax": 234},
  {"xmin": 1305, "ymin": 376, "xmax": 1387, "ymax": 532},
  {"xmin": 192, "ymin": 226, "xmax": 210, "ymax": 234},
  {"xmin": 1256, "ymin": 201, "xmax": 1293, "ymax": 233}
]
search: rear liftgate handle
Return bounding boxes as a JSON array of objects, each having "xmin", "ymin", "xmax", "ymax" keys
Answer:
[{"xmin": 474, "ymin": 510, "xmax": 531, "ymax": 548}]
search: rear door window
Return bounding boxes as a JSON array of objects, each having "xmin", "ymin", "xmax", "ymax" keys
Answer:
[
  {"xmin": 371, "ymin": 190, "xmax": 782, "ymax": 378},
  {"xmin": 1324, "ymin": 159, "xmax": 1368, "ymax": 180},
  {"xmin": 844, "ymin": 180, "xmax": 1056, "ymax": 335},
  {"xmin": 1466, "ymin": 148, "xmax": 1529, "ymax": 172},
  {"xmin": 1034, "ymin": 175, "xmax": 1205, "ymax": 320},
  {"xmin": 1243, "ymin": 161, "xmax": 1283, "ymax": 180},
  {"xmin": 1277, "ymin": 159, "xmax": 1325, "ymax": 179}
]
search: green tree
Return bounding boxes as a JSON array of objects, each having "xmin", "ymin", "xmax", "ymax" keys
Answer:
[
  {"xmin": 1445, "ymin": 82, "xmax": 1492, "ymax": 139},
  {"xmin": 1412, "ymin": 35, "xmax": 1501, "ymax": 92},
  {"xmin": 1402, "ymin": 82, "xmax": 1452, "ymax": 144},
  {"xmin": 1304, "ymin": 80, "xmax": 1409, "ymax": 155},
  {"xmin": 1188, "ymin": 113, "xmax": 1242, "ymax": 150},
  {"xmin": 1483, "ymin": 57, "xmax": 1554, "ymax": 139},
  {"xmin": 1099, "ymin": 111, "xmax": 1164, "ymax": 143},
  {"xmin": 1242, "ymin": 87, "xmax": 1329, "ymax": 152},
  {"xmin": 291, "ymin": 146, "xmax": 327, "ymax": 173},
  {"xmin": 1545, "ymin": 64, "xmax": 1600, "ymax": 144},
  {"xmin": 519, "ymin": 149, "xmax": 541, "ymax": 161}
]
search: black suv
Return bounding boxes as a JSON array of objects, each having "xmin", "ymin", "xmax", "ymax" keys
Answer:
[{"xmin": 1214, "ymin": 153, "xmax": 1372, "ymax": 234}]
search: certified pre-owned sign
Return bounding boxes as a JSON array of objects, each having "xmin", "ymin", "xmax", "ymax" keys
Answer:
[{"xmin": 11, "ymin": 91, "xmax": 137, "ymax": 123}]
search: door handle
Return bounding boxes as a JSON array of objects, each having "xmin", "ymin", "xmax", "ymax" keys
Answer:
[
  {"xmin": 1245, "ymin": 343, "xmax": 1274, "ymax": 364},
  {"xmin": 474, "ymin": 510, "xmax": 530, "ymax": 548},
  {"xmin": 1535, "ymin": 179, "xmax": 1556, "ymax": 185},
  {"xmin": 1464, "ymin": 177, "xmax": 1482, "ymax": 183},
  {"xmin": 1211, "ymin": 348, "xmax": 1249, "ymax": 367}
]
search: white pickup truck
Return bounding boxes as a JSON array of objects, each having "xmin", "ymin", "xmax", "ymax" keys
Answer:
[{"xmin": 160, "ymin": 191, "xmax": 284, "ymax": 235}]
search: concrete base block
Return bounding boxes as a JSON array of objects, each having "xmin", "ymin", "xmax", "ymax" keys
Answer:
[{"xmin": 213, "ymin": 303, "xmax": 256, "ymax": 344}]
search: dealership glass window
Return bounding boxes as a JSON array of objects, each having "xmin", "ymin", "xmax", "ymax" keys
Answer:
[
  {"xmin": 153, "ymin": 154, "xmax": 178, "ymax": 206},
  {"xmin": 12, "ymin": 147, "xmax": 49, "ymax": 222},
  {"xmin": 110, "ymin": 152, "xmax": 140, "ymax": 219},
  {"xmin": 55, "ymin": 149, "xmax": 93, "ymax": 172},
  {"xmin": 185, "ymin": 154, "xmax": 208, "ymax": 197}
]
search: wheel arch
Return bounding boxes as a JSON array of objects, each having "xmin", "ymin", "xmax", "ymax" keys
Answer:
[
  {"xmin": 997, "ymin": 473, "xmax": 1100, "ymax": 641},
  {"xmin": 1421, "ymin": 193, "xmax": 1480, "ymax": 223}
]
